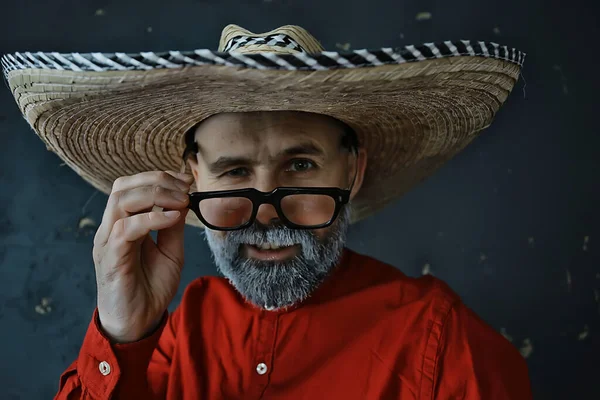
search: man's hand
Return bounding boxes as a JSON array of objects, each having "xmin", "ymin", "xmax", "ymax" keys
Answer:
[{"xmin": 93, "ymin": 171, "xmax": 193, "ymax": 343}]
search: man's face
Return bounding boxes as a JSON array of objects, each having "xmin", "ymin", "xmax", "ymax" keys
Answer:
[{"xmin": 188, "ymin": 111, "xmax": 366, "ymax": 309}]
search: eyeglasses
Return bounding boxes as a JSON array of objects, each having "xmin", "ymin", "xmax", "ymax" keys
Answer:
[
  {"xmin": 188, "ymin": 147, "xmax": 358, "ymax": 230},
  {"xmin": 187, "ymin": 186, "xmax": 351, "ymax": 231}
]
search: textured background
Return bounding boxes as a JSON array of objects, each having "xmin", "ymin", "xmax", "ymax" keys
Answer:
[{"xmin": 0, "ymin": 0, "xmax": 598, "ymax": 398}]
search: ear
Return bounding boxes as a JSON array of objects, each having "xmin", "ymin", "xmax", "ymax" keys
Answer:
[{"xmin": 349, "ymin": 148, "xmax": 367, "ymax": 201}]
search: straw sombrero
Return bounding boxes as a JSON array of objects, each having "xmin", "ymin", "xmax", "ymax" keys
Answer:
[{"xmin": 1, "ymin": 24, "xmax": 525, "ymax": 227}]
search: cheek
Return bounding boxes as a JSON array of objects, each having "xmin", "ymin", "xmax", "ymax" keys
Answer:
[
  {"xmin": 204, "ymin": 228, "xmax": 228, "ymax": 241},
  {"xmin": 311, "ymin": 226, "xmax": 332, "ymax": 241}
]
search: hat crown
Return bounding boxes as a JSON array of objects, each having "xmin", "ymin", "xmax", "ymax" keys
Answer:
[{"xmin": 218, "ymin": 24, "xmax": 325, "ymax": 54}]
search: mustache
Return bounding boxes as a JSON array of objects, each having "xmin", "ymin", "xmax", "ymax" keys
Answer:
[{"xmin": 223, "ymin": 222, "xmax": 319, "ymax": 248}]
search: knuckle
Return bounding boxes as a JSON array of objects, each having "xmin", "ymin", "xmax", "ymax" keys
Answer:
[
  {"xmin": 111, "ymin": 218, "xmax": 127, "ymax": 239},
  {"xmin": 109, "ymin": 189, "xmax": 126, "ymax": 207},
  {"xmin": 92, "ymin": 229, "xmax": 104, "ymax": 247},
  {"xmin": 152, "ymin": 184, "xmax": 166, "ymax": 196},
  {"xmin": 112, "ymin": 176, "xmax": 127, "ymax": 191},
  {"xmin": 152, "ymin": 185, "xmax": 164, "ymax": 194},
  {"xmin": 145, "ymin": 213, "xmax": 155, "ymax": 224}
]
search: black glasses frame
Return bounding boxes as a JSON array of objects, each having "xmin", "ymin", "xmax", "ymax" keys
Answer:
[{"xmin": 187, "ymin": 187, "xmax": 351, "ymax": 231}]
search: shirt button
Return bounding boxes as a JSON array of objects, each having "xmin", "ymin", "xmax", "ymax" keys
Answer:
[
  {"xmin": 99, "ymin": 361, "xmax": 111, "ymax": 376},
  {"xmin": 256, "ymin": 362, "xmax": 268, "ymax": 375}
]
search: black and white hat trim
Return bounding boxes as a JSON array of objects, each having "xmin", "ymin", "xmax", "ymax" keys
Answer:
[
  {"xmin": 1, "ymin": 40, "xmax": 525, "ymax": 78},
  {"xmin": 223, "ymin": 34, "xmax": 306, "ymax": 53}
]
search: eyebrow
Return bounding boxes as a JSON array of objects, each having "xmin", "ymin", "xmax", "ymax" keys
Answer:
[
  {"xmin": 207, "ymin": 156, "xmax": 255, "ymax": 175},
  {"xmin": 280, "ymin": 143, "xmax": 325, "ymax": 157},
  {"xmin": 199, "ymin": 142, "xmax": 326, "ymax": 175}
]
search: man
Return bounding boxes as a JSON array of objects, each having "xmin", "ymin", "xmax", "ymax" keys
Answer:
[{"xmin": 2, "ymin": 24, "xmax": 531, "ymax": 399}]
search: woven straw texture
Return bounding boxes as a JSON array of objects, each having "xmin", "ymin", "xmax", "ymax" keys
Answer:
[{"xmin": 2, "ymin": 25, "xmax": 523, "ymax": 227}]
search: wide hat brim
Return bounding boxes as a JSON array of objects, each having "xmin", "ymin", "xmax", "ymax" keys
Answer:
[{"xmin": 1, "ymin": 27, "xmax": 524, "ymax": 227}]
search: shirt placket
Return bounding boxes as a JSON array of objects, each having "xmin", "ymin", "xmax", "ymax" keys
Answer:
[{"xmin": 252, "ymin": 311, "xmax": 279, "ymax": 399}]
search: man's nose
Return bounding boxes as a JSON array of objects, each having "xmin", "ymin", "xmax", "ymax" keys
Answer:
[
  {"xmin": 255, "ymin": 203, "xmax": 280, "ymax": 226},
  {"xmin": 253, "ymin": 178, "xmax": 281, "ymax": 226}
]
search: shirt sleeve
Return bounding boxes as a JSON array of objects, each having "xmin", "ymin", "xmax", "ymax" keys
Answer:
[
  {"xmin": 432, "ymin": 302, "xmax": 533, "ymax": 400},
  {"xmin": 53, "ymin": 308, "xmax": 178, "ymax": 399}
]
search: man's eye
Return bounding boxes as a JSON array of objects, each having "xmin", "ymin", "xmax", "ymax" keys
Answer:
[
  {"xmin": 225, "ymin": 167, "xmax": 249, "ymax": 177},
  {"xmin": 288, "ymin": 159, "xmax": 316, "ymax": 172}
]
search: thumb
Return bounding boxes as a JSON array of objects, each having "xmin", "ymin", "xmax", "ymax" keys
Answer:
[{"xmin": 156, "ymin": 208, "xmax": 189, "ymax": 267}]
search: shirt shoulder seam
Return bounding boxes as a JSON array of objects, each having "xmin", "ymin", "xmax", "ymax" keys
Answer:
[{"xmin": 417, "ymin": 284, "xmax": 459, "ymax": 400}]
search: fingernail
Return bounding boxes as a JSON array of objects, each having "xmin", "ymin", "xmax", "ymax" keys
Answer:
[
  {"xmin": 175, "ymin": 180, "xmax": 191, "ymax": 191},
  {"xmin": 164, "ymin": 210, "xmax": 180, "ymax": 218},
  {"xmin": 171, "ymin": 190, "xmax": 188, "ymax": 202},
  {"xmin": 176, "ymin": 173, "xmax": 194, "ymax": 181}
]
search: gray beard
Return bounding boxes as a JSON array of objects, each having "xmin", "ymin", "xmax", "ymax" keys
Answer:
[{"xmin": 204, "ymin": 205, "xmax": 351, "ymax": 310}]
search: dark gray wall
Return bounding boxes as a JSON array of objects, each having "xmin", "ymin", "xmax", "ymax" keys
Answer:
[{"xmin": 0, "ymin": 0, "xmax": 598, "ymax": 398}]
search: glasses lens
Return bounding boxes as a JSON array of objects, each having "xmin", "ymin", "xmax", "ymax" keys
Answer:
[
  {"xmin": 199, "ymin": 197, "xmax": 253, "ymax": 228},
  {"xmin": 280, "ymin": 194, "xmax": 336, "ymax": 227}
]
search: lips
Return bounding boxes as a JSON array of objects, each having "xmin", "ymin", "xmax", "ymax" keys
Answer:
[{"xmin": 244, "ymin": 243, "xmax": 300, "ymax": 261}]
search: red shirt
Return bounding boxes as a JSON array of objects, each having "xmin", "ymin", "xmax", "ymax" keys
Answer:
[{"xmin": 55, "ymin": 249, "xmax": 531, "ymax": 399}]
